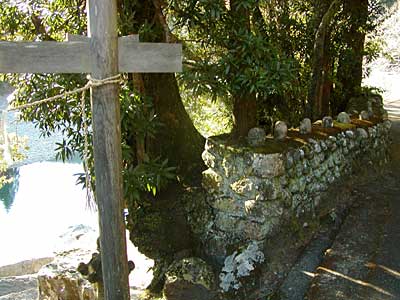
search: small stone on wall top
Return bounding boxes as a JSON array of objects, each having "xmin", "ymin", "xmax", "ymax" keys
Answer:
[
  {"xmin": 322, "ymin": 116, "xmax": 333, "ymax": 128},
  {"xmin": 247, "ymin": 127, "xmax": 266, "ymax": 147},
  {"xmin": 274, "ymin": 121, "xmax": 287, "ymax": 141},
  {"xmin": 360, "ymin": 110, "xmax": 369, "ymax": 120},
  {"xmin": 299, "ymin": 118, "xmax": 312, "ymax": 134},
  {"xmin": 337, "ymin": 112, "xmax": 351, "ymax": 124}
]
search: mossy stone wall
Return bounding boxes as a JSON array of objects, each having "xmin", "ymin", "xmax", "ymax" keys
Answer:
[{"xmin": 190, "ymin": 120, "xmax": 391, "ymax": 264}]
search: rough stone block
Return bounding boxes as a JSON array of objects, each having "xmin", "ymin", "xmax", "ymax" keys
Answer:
[
  {"xmin": 202, "ymin": 150, "xmax": 217, "ymax": 169},
  {"xmin": 202, "ymin": 169, "xmax": 224, "ymax": 193},
  {"xmin": 37, "ymin": 251, "xmax": 96, "ymax": 300},
  {"xmin": 262, "ymin": 179, "xmax": 281, "ymax": 200},
  {"xmin": 252, "ymin": 153, "xmax": 284, "ymax": 178},
  {"xmin": 230, "ymin": 177, "xmax": 255, "ymax": 197},
  {"xmin": 164, "ymin": 258, "xmax": 216, "ymax": 300},
  {"xmin": 37, "ymin": 226, "xmax": 99, "ymax": 300}
]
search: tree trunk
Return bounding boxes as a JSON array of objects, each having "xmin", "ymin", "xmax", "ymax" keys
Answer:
[
  {"xmin": 333, "ymin": 0, "xmax": 368, "ymax": 115},
  {"xmin": 141, "ymin": 72, "xmax": 205, "ymax": 181},
  {"xmin": 119, "ymin": 0, "xmax": 206, "ymax": 293},
  {"xmin": 229, "ymin": 0, "xmax": 257, "ymax": 140},
  {"xmin": 120, "ymin": 0, "xmax": 205, "ymax": 180},
  {"xmin": 308, "ymin": 0, "xmax": 340, "ymax": 120},
  {"xmin": 232, "ymin": 93, "xmax": 257, "ymax": 139}
]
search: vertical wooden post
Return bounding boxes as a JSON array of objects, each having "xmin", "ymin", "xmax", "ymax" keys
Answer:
[{"xmin": 87, "ymin": 0, "xmax": 130, "ymax": 299}]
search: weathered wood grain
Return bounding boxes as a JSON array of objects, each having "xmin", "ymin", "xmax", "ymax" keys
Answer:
[
  {"xmin": 0, "ymin": 39, "xmax": 181, "ymax": 73},
  {"xmin": 87, "ymin": 0, "xmax": 131, "ymax": 299},
  {"xmin": 67, "ymin": 33, "xmax": 140, "ymax": 43},
  {"xmin": 0, "ymin": 41, "xmax": 90, "ymax": 73},
  {"xmin": 119, "ymin": 41, "xmax": 181, "ymax": 73}
]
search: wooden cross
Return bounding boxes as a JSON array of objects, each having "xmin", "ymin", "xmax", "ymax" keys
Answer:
[{"xmin": 0, "ymin": 1, "xmax": 181, "ymax": 299}]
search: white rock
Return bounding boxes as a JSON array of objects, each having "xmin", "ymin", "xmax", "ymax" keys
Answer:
[
  {"xmin": 37, "ymin": 225, "xmax": 99, "ymax": 300},
  {"xmin": 37, "ymin": 248, "xmax": 96, "ymax": 300}
]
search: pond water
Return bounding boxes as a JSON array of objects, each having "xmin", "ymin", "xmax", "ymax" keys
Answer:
[
  {"xmin": 0, "ymin": 162, "xmax": 97, "ymax": 266},
  {"xmin": 0, "ymin": 85, "xmax": 154, "ymax": 290},
  {"xmin": 0, "ymin": 87, "xmax": 97, "ymax": 267}
]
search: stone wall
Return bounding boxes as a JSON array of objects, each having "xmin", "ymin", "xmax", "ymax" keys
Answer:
[{"xmin": 194, "ymin": 120, "xmax": 391, "ymax": 265}]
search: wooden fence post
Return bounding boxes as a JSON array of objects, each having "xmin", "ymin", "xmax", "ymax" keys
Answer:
[{"xmin": 87, "ymin": 0, "xmax": 130, "ymax": 299}]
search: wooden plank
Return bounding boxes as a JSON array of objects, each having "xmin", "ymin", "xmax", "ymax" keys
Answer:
[
  {"xmin": 75, "ymin": 34, "xmax": 180, "ymax": 72},
  {"xmin": 0, "ymin": 40, "xmax": 181, "ymax": 73},
  {"xmin": 0, "ymin": 41, "xmax": 90, "ymax": 73},
  {"xmin": 67, "ymin": 33, "xmax": 140, "ymax": 43},
  {"xmin": 119, "ymin": 41, "xmax": 182, "ymax": 73},
  {"xmin": 87, "ymin": 0, "xmax": 130, "ymax": 299}
]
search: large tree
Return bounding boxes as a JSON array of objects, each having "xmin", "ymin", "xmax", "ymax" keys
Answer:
[
  {"xmin": 333, "ymin": 0, "xmax": 369, "ymax": 115},
  {"xmin": 308, "ymin": 0, "xmax": 340, "ymax": 120},
  {"xmin": 171, "ymin": 0, "xmax": 299, "ymax": 138},
  {"xmin": 0, "ymin": 0, "xmax": 205, "ymax": 291}
]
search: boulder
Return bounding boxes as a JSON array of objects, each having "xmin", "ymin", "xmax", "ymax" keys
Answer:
[
  {"xmin": 37, "ymin": 250, "xmax": 97, "ymax": 300},
  {"xmin": 299, "ymin": 118, "xmax": 312, "ymax": 135},
  {"xmin": 247, "ymin": 127, "xmax": 266, "ymax": 147},
  {"xmin": 37, "ymin": 225, "xmax": 98, "ymax": 300},
  {"xmin": 0, "ymin": 257, "xmax": 53, "ymax": 277},
  {"xmin": 274, "ymin": 121, "xmax": 287, "ymax": 141},
  {"xmin": 163, "ymin": 257, "xmax": 216, "ymax": 300},
  {"xmin": 337, "ymin": 112, "xmax": 351, "ymax": 124}
]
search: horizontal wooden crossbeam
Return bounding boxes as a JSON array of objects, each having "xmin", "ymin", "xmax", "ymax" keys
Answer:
[{"xmin": 0, "ymin": 37, "xmax": 181, "ymax": 74}]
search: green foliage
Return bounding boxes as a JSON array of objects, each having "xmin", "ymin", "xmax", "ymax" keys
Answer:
[
  {"xmin": 182, "ymin": 93, "xmax": 232, "ymax": 137},
  {"xmin": 0, "ymin": 1, "xmax": 177, "ymax": 208},
  {"xmin": 119, "ymin": 85, "xmax": 177, "ymax": 206},
  {"xmin": 171, "ymin": 0, "xmax": 321, "ymax": 128},
  {"xmin": 173, "ymin": 0, "xmax": 300, "ymax": 97},
  {"xmin": 123, "ymin": 158, "xmax": 176, "ymax": 206},
  {"xmin": 0, "ymin": 0, "xmax": 390, "ymax": 204}
]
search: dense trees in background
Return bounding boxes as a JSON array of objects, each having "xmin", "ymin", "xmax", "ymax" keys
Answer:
[
  {"xmin": 0, "ymin": 0, "xmax": 387, "ymax": 191},
  {"xmin": 0, "ymin": 0, "xmax": 389, "ymax": 291}
]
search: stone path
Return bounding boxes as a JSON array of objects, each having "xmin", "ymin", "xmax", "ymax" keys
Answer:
[{"xmin": 303, "ymin": 110, "xmax": 400, "ymax": 299}]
